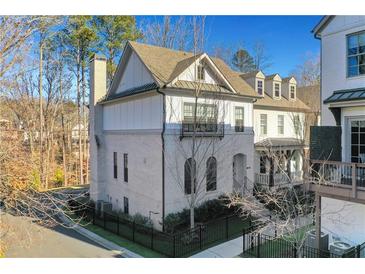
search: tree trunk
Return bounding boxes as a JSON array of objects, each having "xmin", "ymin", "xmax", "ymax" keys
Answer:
[{"xmin": 77, "ymin": 45, "xmax": 83, "ymax": 185}]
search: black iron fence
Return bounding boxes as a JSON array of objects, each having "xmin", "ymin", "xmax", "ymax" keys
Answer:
[
  {"xmin": 72, "ymin": 203, "xmax": 252, "ymax": 258},
  {"xmin": 242, "ymin": 230, "xmax": 365, "ymax": 258}
]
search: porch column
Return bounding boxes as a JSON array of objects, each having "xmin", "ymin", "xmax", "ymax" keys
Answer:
[
  {"xmin": 315, "ymin": 193, "xmax": 322, "ymax": 250},
  {"xmin": 269, "ymin": 157, "xmax": 274, "ymax": 187}
]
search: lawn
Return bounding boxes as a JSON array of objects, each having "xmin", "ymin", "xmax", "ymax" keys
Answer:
[
  {"xmin": 72, "ymin": 210, "xmax": 252, "ymax": 257},
  {"xmin": 70, "ymin": 212, "xmax": 166, "ymax": 258}
]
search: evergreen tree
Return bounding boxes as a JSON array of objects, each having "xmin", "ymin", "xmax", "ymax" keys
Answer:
[{"xmin": 231, "ymin": 48, "xmax": 256, "ymax": 73}]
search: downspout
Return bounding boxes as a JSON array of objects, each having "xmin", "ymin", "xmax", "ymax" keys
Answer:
[{"xmin": 156, "ymin": 87, "xmax": 166, "ymax": 231}]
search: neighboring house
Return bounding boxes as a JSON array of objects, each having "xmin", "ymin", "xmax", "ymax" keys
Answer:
[
  {"xmin": 311, "ymin": 16, "xmax": 365, "ymax": 247},
  {"xmin": 72, "ymin": 123, "xmax": 87, "ymax": 141},
  {"xmin": 297, "ymin": 84, "xmax": 321, "ymax": 139},
  {"xmin": 241, "ymin": 71, "xmax": 311, "ymax": 189},
  {"xmin": 89, "ymin": 41, "xmax": 261, "ymax": 229}
]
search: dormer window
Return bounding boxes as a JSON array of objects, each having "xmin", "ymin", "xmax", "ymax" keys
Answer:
[
  {"xmin": 197, "ymin": 65, "xmax": 205, "ymax": 81},
  {"xmin": 274, "ymin": 83, "xmax": 280, "ymax": 98},
  {"xmin": 257, "ymin": 80, "xmax": 263, "ymax": 95},
  {"xmin": 290, "ymin": 85, "xmax": 296, "ymax": 99}
]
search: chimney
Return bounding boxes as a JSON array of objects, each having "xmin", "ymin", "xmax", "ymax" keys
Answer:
[{"xmin": 89, "ymin": 54, "xmax": 107, "ymax": 203}]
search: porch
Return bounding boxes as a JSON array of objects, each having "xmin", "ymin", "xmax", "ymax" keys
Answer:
[
  {"xmin": 308, "ymin": 160, "xmax": 365, "ymax": 204},
  {"xmin": 254, "ymin": 138, "xmax": 306, "ymax": 189}
]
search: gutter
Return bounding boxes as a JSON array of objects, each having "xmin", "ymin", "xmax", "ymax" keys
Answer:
[{"xmin": 156, "ymin": 87, "xmax": 166, "ymax": 232}]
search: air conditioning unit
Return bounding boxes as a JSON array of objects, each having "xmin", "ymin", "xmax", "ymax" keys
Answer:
[
  {"xmin": 306, "ymin": 229, "xmax": 329, "ymax": 251},
  {"xmin": 330, "ymin": 241, "xmax": 353, "ymax": 256}
]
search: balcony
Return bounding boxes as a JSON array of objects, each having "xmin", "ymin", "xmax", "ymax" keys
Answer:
[
  {"xmin": 180, "ymin": 122, "xmax": 224, "ymax": 140},
  {"xmin": 254, "ymin": 171, "xmax": 303, "ymax": 189},
  {"xmin": 308, "ymin": 160, "xmax": 365, "ymax": 204}
]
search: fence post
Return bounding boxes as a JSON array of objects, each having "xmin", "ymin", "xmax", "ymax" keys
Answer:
[
  {"xmin": 356, "ymin": 245, "xmax": 361, "ymax": 258},
  {"xmin": 199, "ymin": 225, "xmax": 203, "ymax": 250},
  {"xmin": 132, "ymin": 221, "xmax": 135, "ymax": 242},
  {"xmin": 293, "ymin": 243, "xmax": 297, "ymax": 258},
  {"xmin": 92, "ymin": 208, "xmax": 95, "ymax": 225},
  {"xmin": 257, "ymin": 233, "xmax": 261, "ymax": 258},
  {"xmin": 151, "ymin": 226, "xmax": 154, "ymax": 250},
  {"xmin": 226, "ymin": 216, "xmax": 229, "ymax": 239},
  {"xmin": 242, "ymin": 229, "xmax": 246, "ymax": 253},
  {"xmin": 173, "ymin": 235, "xmax": 176, "ymax": 258},
  {"xmin": 103, "ymin": 213, "xmax": 106, "ymax": 230},
  {"xmin": 117, "ymin": 215, "xmax": 120, "ymax": 235}
]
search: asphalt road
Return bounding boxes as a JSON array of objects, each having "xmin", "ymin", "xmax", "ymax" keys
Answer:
[{"xmin": 2, "ymin": 213, "xmax": 123, "ymax": 258}]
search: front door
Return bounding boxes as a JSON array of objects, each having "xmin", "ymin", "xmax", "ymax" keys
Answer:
[{"xmin": 233, "ymin": 153, "xmax": 247, "ymax": 192}]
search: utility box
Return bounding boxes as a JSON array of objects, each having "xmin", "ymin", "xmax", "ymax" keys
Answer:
[
  {"xmin": 306, "ymin": 229, "xmax": 329, "ymax": 251},
  {"xmin": 330, "ymin": 241, "xmax": 353, "ymax": 256}
]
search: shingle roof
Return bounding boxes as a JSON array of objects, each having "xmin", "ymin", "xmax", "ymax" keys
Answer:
[
  {"xmin": 297, "ymin": 85, "xmax": 320, "ymax": 112},
  {"xmin": 323, "ymin": 87, "xmax": 365, "ymax": 104},
  {"xmin": 127, "ymin": 41, "xmax": 259, "ymax": 98},
  {"xmin": 254, "ymin": 93, "xmax": 311, "ymax": 112}
]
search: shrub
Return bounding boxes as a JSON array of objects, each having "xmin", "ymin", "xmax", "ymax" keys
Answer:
[
  {"xmin": 133, "ymin": 213, "xmax": 153, "ymax": 227},
  {"xmin": 52, "ymin": 168, "xmax": 64, "ymax": 187},
  {"xmin": 30, "ymin": 169, "xmax": 41, "ymax": 190}
]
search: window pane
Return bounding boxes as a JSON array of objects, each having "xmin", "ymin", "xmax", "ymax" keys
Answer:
[
  {"xmin": 352, "ymin": 121, "xmax": 359, "ymax": 132},
  {"xmin": 352, "ymin": 133, "xmax": 359, "ymax": 144},
  {"xmin": 348, "ymin": 56, "xmax": 358, "ymax": 66},
  {"xmin": 348, "ymin": 35, "xmax": 358, "ymax": 55},
  {"xmin": 359, "ymin": 33, "xmax": 365, "ymax": 53},
  {"xmin": 360, "ymin": 65, "xmax": 365, "ymax": 75},
  {"xmin": 348, "ymin": 65, "xmax": 358, "ymax": 77},
  {"xmin": 352, "ymin": 145, "xmax": 359, "ymax": 157}
]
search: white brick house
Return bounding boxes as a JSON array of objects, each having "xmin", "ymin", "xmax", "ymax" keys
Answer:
[
  {"xmin": 312, "ymin": 16, "xmax": 365, "ymax": 247},
  {"xmin": 89, "ymin": 41, "xmax": 261, "ymax": 229}
]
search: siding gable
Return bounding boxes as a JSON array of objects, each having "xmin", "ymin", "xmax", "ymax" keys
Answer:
[{"xmin": 115, "ymin": 51, "xmax": 155, "ymax": 94}]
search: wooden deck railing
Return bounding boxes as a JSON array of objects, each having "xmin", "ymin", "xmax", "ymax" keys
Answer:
[{"xmin": 309, "ymin": 160, "xmax": 365, "ymax": 202}]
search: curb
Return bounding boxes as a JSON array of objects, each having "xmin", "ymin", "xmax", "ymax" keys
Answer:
[{"xmin": 59, "ymin": 213, "xmax": 143, "ymax": 258}]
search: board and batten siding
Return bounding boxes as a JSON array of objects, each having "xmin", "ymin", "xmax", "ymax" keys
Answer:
[
  {"xmin": 116, "ymin": 51, "xmax": 155, "ymax": 94},
  {"xmin": 103, "ymin": 94, "xmax": 163, "ymax": 130},
  {"xmin": 176, "ymin": 61, "xmax": 219, "ymax": 84},
  {"xmin": 165, "ymin": 94, "xmax": 253, "ymax": 130}
]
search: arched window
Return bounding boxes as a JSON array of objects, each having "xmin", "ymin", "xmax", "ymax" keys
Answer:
[
  {"xmin": 184, "ymin": 158, "xmax": 196, "ymax": 194},
  {"xmin": 206, "ymin": 157, "xmax": 217, "ymax": 191}
]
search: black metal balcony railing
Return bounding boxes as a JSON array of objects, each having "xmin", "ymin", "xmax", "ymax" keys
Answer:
[{"xmin": 180, "ymin": 122, "xmax": 224, "ymax": 139}]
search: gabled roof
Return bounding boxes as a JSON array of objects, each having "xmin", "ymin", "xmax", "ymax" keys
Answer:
[
  {"xmin": 312, "ymin": 16, "xmax": 335, "ymax": 39},
  {"xmin": 265, "ymin": 74, "xmax": 281, "ymax": 81},
  {"xmin": 108, "ymin": 41, "xmax": 260, "ymax": 101},
  {"xmin": 282, "ymin": 77, "xmax": 296, "ymax": 83},
  {"xmin": 255, "ymin": 138, "xmax": 306, "ymax": 149},
  {"xmin": 240, "ymin": 70, "xmax": 265, "ymax": 79}
]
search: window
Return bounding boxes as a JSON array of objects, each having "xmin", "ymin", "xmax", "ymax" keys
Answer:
[
  {"xmin": 290, "ymin": 86, "xmax": 296, "ymax": 99},
  {"xmin": 278, "ymin": 115, "xmax": 284, "ymax": 135},
  {"xmin": 123, "ymin": 197, "xmax": 129, "ymax": 214},
  {"xmin": 197, "ymin": 65, "xmax": 205, "ymax": 81},
  {"xmin": 123, "ymin": 153, "xmax": 128, "ymax": 182},
  {"xmin": 113, "ymin": 152, "xmax": 117, "ymax": 179},
  {"xmin": 257, "ymin": 80, "xmax": 263, "ymax": 95},
  {"xmin": 274, "ymin": 83, "xmax": 280, "ymax": 98},
  {"xmin": 206, "ymin": 157, "xmax": 217, "ymax": 191},
  {"xmin": 184, "ymin": 158, "xmax": 196, "ymax": 194},
  {"xmin": 347, "ymin": 31, "xmax": 365, "ymax": 77},
  {"xmin": 260, "ymin": 114, "xmax": 267, "ymax": 135},
  {"xmin": 235, "ymin": 107, "xmax": 244, "ymax": 132},
  {"xmin": 183, "ymin": 102, "xmax": 217, "ymax": 124},
  {"xmin": 351, "ymin": 120, "xmax": 365, "ymax": 163}
]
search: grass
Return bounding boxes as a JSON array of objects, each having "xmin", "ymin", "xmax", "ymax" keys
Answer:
[
  {"xmin": 72, "ymin": 211, "xmax": 252, "ymax": 257},
  {"xmin": 70, "ymin": 213, "xmax": 166, "ymax": 258}
]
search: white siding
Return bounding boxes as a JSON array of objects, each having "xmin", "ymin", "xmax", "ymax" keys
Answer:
[
  {"xmin": 253, "ymin": 109, "xmax": 305, "ymax": 143},
  {"xmin": 115, "ymin": 51, "xmax": 154, "ymax": 93},
  {"xmin": 321, "ymin": 16, "xmax": 365, "ymax": 126},
  {"xmin": 103, "ymin": 94, "xmax": 163, "ymax": 130},
  {"xmin": 176, "ymin": 60, "xmax": 221, "ymax": 85}
]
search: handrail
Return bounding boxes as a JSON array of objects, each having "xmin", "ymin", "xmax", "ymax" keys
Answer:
[{"xmin": 311, "ymin": 159, "xmax": 365, "ymax": 168}]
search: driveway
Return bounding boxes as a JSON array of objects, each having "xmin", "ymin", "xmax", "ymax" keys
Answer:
[{"xmin": 1, "ymin": 213, "xmax": 123, "ymax": 258}]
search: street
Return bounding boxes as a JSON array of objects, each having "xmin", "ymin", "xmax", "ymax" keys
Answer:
[{"xmin": 1, "ymin": 213, "xmax": 122, "ymax": 258}]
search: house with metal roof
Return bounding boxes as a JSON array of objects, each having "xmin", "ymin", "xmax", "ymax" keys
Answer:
[
  {"xmin": 241, "ymin": 71, "xmax": 312, "ymax": 189},
  {"xmin": 89, "ymin": 41, "xmax": 261, "ymax": 230},
  {"xmin": 309, "ymin": 15, "xmax": 365, "ymax": 251}
]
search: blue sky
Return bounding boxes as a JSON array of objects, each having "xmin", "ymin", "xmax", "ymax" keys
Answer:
[{"xmin": 136, "ymin": 16, "xmax": 322, "ymax": 76}]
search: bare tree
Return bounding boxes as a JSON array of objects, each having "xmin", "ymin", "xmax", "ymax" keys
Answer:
[
  {"xmin": 252, "ymin": 41, "xmax": 273, "ymax": 72},
  {"xmin": 290, "ymin": 54, "xmax": 320, "ymax": 87}
]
